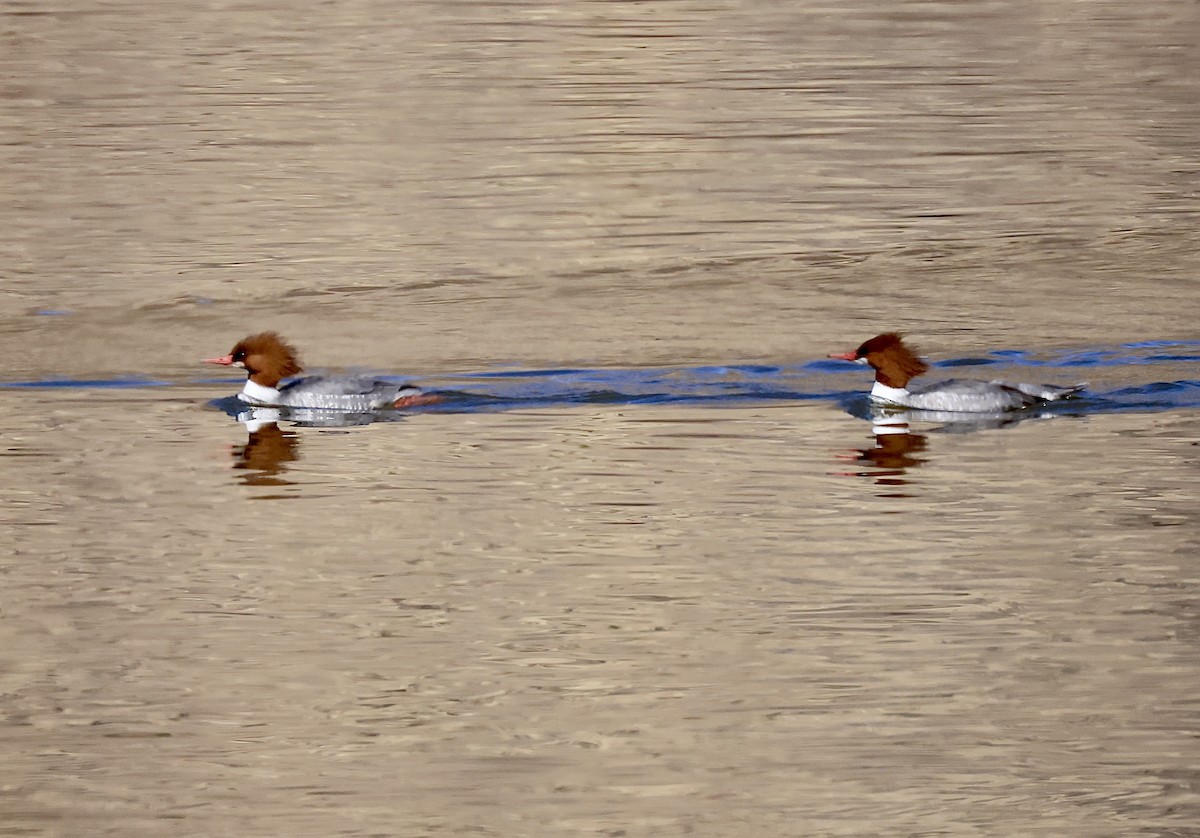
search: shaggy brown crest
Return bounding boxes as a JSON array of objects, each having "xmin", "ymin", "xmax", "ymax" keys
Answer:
[
  {"xmin": 854, "ymin": 332, "xmax": 929, "ymax": 388},
  {"xmin": 231, "ymin": 332, "xmax": 303, "ymax": 388}
]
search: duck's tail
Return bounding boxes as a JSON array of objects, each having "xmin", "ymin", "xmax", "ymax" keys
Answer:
[
  {"xmin": 1015, "ymin": 382, "xmax": 1087, "ymax": 401},
  {"xmin": 393, "ymin": 385, "xmax": 444, "ymax": 409}
]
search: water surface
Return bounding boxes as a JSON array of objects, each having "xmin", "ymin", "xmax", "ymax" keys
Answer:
[{"xmin": 2, "ymin": 0, "xmax": 1198, "ymax": 835}]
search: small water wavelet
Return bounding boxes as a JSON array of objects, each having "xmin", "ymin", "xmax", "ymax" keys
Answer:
[
  {"xmin": 3, "ymin": 341, "xmax": 1196, "ymax": 424},
  {"xmin": 0, "ymin": 378, "xmax": 173, "ymax": 390}
]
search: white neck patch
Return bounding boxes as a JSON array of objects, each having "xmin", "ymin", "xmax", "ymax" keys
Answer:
[
  {"xmin": 870, "ymin": 380, "xmax": 911, "ymax": 406},
  {"xmin": 239, "ymin": 379, "xmax": 281, "ymax": 405}
]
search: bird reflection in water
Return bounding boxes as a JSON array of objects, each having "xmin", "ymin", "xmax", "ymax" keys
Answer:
[
  {"xmin": 833, "ymin": 402, "xmax": 1068, "ymax": 491},
  {"xmin": 834, "ymin": 418, "xmax": 928, "ymax": 491},
  {"xmin": 232, "ymin": 420, "xmax": 300, "ymax": 487},
  {"xmin": 225, "ymin": 406, "xmax": 383, "ymax": 487}
]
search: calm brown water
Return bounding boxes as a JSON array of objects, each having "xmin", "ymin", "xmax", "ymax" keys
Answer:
[{"xmin": 2, "ymin": 1, "xmax": 1198, "ymax": 836}]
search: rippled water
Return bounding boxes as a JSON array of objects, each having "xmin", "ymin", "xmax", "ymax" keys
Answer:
[{"xmin": 2, "ymin": 0, "xmax": 1199, "ymax": 835}]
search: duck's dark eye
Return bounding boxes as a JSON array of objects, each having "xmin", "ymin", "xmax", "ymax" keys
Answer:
[{"xmin": 233, "ymin": 350, "xmax": 246, "ymax": 362}]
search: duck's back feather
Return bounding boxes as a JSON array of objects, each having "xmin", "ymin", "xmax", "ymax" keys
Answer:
[{"xmin": 278, "ymin": 375, "xmax": 418, "ymax": 410}]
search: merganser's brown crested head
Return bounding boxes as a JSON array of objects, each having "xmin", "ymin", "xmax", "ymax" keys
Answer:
[
  {"xmin": 829, "ymin": 332, "xmax": 930, "ymax": 388},
  {"xmin": 203, "ymin": 332, "xmax": 303, "ymax": 389}
]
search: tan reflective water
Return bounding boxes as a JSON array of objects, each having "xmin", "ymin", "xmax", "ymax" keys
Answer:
[{"xmin": 2, "ymin": 1, "xmax": 1198, "ymax": 835}]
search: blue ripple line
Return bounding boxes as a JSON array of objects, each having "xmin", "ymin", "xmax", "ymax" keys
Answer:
[
  {"xmin": 1145, "ymin": 353, "xmax": 1200, "ymax": 362},
  {"xmin": 0, "ymin": 378, "xmax": 171, "ymax": 389},
  {"xmin": 934, "ymin": 344, "xmax": 1200, "ymax": 369},
  {"xmin": 1123, "ymin": 340, "xmax": 1200, "ymax": 349},
  {"xmin": 937, "ymin": 357, "xmax": 997, "ymax": 368},
  {"xmin": 6, "ymin": 346, "xmax": 1200, "ymax": 419},
  {"xmin": 467, "ymin": 367, "xmax": 586, "ymax": 379},
  {"xmin": 804, "ymin": 359, "xmax": 856, "ymax": 372}
]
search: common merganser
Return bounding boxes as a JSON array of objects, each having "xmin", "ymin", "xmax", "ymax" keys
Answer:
[
  {"xmin": 204, "ymin": 332, "xmax": 438, "ymax": 410},
  {"xmin": 829, "ymin": 333, "xmax": 1084, "ymax": 412}
]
